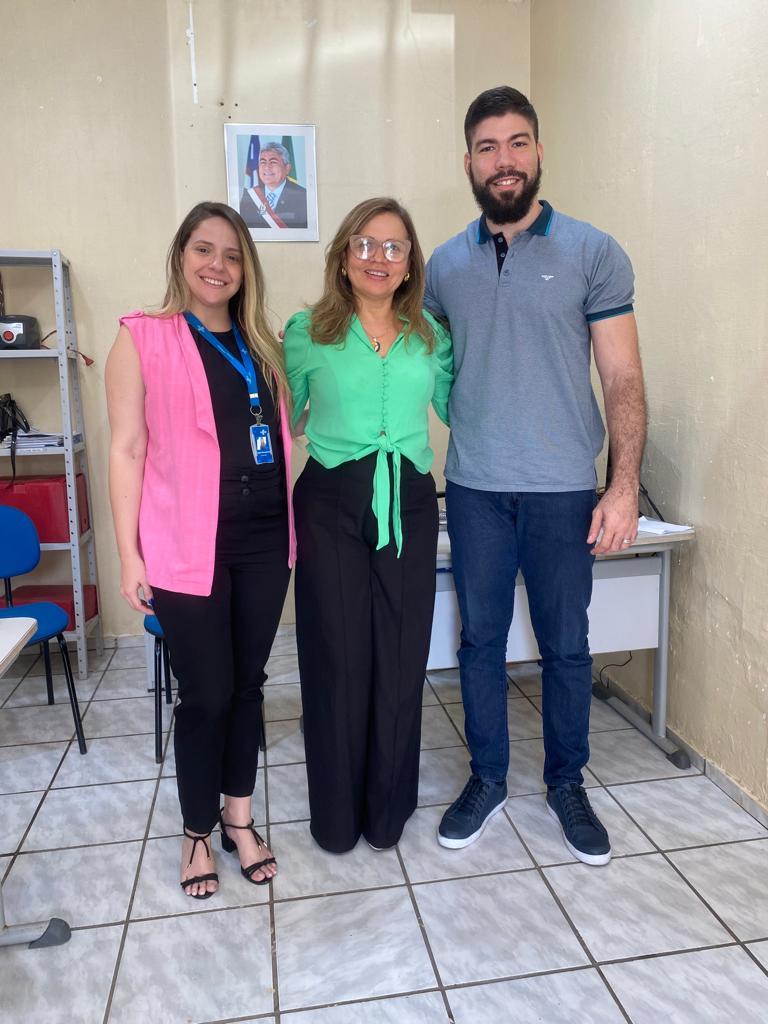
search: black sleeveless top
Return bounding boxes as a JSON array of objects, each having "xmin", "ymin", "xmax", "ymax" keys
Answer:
[{"xmin": 191, "ymin": 326, "xmax": 284, "ymax": 480}]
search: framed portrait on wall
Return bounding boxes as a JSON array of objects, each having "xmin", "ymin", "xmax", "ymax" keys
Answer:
[{"xmin": 224, "ymin": 123, "xmax": 319, "ymax": 242}]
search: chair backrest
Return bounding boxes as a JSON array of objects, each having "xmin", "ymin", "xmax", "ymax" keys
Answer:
[{"xmin": 0, "ymin": 505, "xmax": 41, "ymax": 579}]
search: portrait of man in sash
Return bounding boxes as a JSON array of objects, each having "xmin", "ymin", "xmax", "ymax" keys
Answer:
[{"xmin": 225, "ymin": 125, "xmax": 319, "ymax": 242}]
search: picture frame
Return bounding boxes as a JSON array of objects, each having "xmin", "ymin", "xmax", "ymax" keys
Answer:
[{"xmin": 224, "ymin": 123, "xmax": 319, "ymax": 242}]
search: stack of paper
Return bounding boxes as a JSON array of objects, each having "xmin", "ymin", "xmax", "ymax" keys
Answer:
[
  {"xmin": 637, "ymin": 515, "xmax": 692, "ymax": 535},
  {"xmin": 0, "ymin": 427, "xmax": 83, "ymax": 451}
]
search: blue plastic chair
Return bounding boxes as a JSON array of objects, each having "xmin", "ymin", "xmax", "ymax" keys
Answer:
[
  {"xmin": 143, "ymin": 614, "xmax": 173, "ymax": 763},
  {"xmin": 0, "ymin": 506, "xmax": 87, "ymax": 754}
]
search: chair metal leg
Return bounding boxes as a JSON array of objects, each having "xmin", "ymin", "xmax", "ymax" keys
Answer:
[
  {"xmin": 42, "ymin": 641, "xmax": 55, "ymax": 705},
  {"xmin": 154, "ymin": 638, "xmax": 163, "ymax": 764},
  {"xmin": 56, "ymin": 635, "xmax": 86, "ymax": 755},
  {"xmin": 0, "ymin": 883, "xmax": 70, "ymax": 949},
  {"xmin": 162, "ymin": 641, "xmax": 173, "ymax": 704}
]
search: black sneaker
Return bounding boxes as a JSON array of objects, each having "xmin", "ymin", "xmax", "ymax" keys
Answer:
[
  {"xmin": 438, "ymin": 776, "xmax": 508, "ymax": 849},
  {"xmin": 546, "ymin": 784, "xmax": 611, "ymax": 866}
]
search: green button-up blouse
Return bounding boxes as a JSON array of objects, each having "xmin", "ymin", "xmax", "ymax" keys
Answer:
[{"xmin": 283, "ymin": 309, "xmax": 453, "ymax": 555}]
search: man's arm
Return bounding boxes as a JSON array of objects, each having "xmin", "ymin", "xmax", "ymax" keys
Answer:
[
  {"xmin": 588, "ymin": 312, "xmax": 647, "ymax": 554},
  {"xmin": 424, "ymin": 254, "xmax": 448, "ymax": 323}
]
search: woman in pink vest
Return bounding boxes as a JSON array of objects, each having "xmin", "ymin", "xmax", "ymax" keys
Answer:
[{"xmin": 106, "ymin": 202, "xmax": 295, "ymax": 899}]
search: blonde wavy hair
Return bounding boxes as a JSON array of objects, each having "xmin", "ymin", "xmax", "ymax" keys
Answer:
[
  {"xmin": 309, "ymin": 197, "xmax": 435, "ymax": 352},
  {"xmin": 155, "ymin": 201, "xmax": 287, "ymax": 400}
]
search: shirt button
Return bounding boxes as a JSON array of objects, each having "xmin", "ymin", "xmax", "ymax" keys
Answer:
[
  {"xmin": 503, "ymin": 269, "xmax": 511, "ymax": 277},
  {"xmin": 240, "ymin": 474, "xmax": 249, "ymax": 484},
  {"xmin": 241, "ymin": 487, "xmax": 251, "ymax": 496}
]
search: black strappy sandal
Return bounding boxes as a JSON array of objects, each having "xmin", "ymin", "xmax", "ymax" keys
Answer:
[
  {"xmin": 179, "ymin": 828, "xmax": 219, "ymax": 899},
  {"xmin": 219, "ymin": 810, "xmax": 276, "ymax": 886}
]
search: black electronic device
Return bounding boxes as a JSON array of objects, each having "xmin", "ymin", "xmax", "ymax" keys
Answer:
[{"xmin": 0, "ymin": 315, "xmax": 42, "ymax": 350}]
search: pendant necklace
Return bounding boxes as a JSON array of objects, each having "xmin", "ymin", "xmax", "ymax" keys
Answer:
[{"xmin": 370, "ymin": 337, "xmax": 382, "ymax": 353}]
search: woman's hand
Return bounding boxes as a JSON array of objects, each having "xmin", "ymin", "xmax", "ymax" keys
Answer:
[{"xmin": 119, "ymin": 554, "xmax": 154, "ymax": 613}]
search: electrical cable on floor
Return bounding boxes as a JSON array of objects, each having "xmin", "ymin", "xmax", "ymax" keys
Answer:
[{"xmin": 595, "ymin": 650, "xmax": 633, "ymax": 689}]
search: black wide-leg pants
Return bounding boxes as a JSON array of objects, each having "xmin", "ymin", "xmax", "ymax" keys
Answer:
[
  {"xmin": 294, "ymin": 453, "xmax": 439, "ymax": 853},
  {"xmin": 152, "ymin": 473, "xmax": 290, "ymax": 835}
]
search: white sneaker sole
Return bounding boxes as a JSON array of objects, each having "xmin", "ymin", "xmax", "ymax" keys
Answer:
[
  {"xmin": 546, "ymin": 802, "xmax": 612, "ymax": 866},
  {"xmin": 437, "ymin": 796, "xmax": 508, "ymax": 849}
]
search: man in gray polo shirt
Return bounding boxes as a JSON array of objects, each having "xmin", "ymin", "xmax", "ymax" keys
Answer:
[{"xmin": 425, "ymin": 86, "xmax": 646, "ymax": 865}]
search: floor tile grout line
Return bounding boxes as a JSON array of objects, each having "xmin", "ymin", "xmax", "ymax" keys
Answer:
[
  {"xmin": 429, "ymin": 693, "xmax": 469, "ymax": 750},
  {"xmin": 600, "ymin": 784, "xmax": 758, "ymax": 955},
  {"xmin": 1, "ymin": 709, "xmax": 83, "ymax": 883},
  {"xmin": 742, "ymin": 941, "xmax": 768, "ymax": 980},
  {"xmin": 0, "ymin": 657, "xmax": 37, "ymax": 709},
  {"xmin": 261, "ymin": 749, "xmax": 282, "ymax": 1023},
  {"xmin": 604, "ymin": 774, "xmax": 768, "ymax": 831},
  {"xmin": 54, "ymin": 851, "xmax": 768, "ymax": 928},
  {"xmin": 7, "ymin": 648, "xmax": 768, "ymax": 1017},
  {"xmin": 500, "ymin": 803, "xmax": 599, "ymax": 970},
  {"xmin": 195, "ymin": 1013, "xmax": 275, "ymax": 1024},
  {"xmin": 497, "ymin": 800, "xmax": 630, "ymax": 1021},
  {"xmin": 58, "ymin": 920, "xmax": 768, "ymax": 974},
  {"xmin": 1, "ymin": 840, "xmax": 691, "ymax": 875},
  {"xmin": 100, "ymin": 717, "xmax": 169, "ymax": 1024},
  {"xmin": 595, "ymin": 939, "xmax": 752, "ymax": 967},
  {"xmin": 272, "ymin": 987, "xmax": 448, "ymax": 1019},
  {"xmin": 597, "ymin": 776, "xmax": 768, "ymax": 854},
  {"xmin": 593, "ymin": 964, "xmax": 633, "ymax": 1021},
  {"xmin": 394, "ymin": 844, "xmax": 456, "ymax": 1023},
  {"xmin": 0, "ymin": 647, "xmax": 112, "ymax": 742},
  {"xmin": 11, "ymin": 835, "xmax": 156, "ymax": 857},
  {"xmin": 514, "ymin": 815, "xmax": 634, "ymax": 1024}
]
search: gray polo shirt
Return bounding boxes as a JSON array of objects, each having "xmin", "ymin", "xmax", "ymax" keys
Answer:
[{"xmin": 425, "ymin": 201, "xmax": 634, "ymax": 492}]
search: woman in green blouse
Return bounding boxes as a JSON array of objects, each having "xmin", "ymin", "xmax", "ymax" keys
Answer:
[{"xmin": 284, "ymin": 197, "xmax": 453, "ymax": 853}]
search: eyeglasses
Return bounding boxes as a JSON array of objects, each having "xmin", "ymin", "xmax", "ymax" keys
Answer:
[{"xmin": 349, "ymin": 235, "xmax": 412, "ymax": 264}]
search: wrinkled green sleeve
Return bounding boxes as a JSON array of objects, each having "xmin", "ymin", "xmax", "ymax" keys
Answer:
[
  {"xmin": 282, "ymin": 311, "xmax": 311, "ymax": 430},
  {"xmin": 429, "ymin": 315, "xmax": 453, "ymax": 427}
]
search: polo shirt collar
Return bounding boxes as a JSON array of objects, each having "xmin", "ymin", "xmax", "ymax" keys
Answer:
[{"xmin": 475, "ymin": 200, "xmax": 554, "ymax": 243}]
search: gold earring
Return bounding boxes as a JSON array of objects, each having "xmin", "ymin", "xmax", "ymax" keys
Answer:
[
  {"xmin": 341, "ymin": 266, "xmax": 347, "ymax": 277},
  {"xmin": 404, "ymin": 272, "xmax": 410, "ymax": 282}
]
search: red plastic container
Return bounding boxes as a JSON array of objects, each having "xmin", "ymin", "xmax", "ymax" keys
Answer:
[
  {"xmin": 0, "ymin": 474, "xmax": 90, "ymax": 542},
  {"xmin": 1, "ymin": 584, "xmax": 98, "ymax": 632}
]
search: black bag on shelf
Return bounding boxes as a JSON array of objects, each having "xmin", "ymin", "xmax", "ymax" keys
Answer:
[{"xmin": 0, "ymin": 393, "xmax": 30, "ymax": 483}]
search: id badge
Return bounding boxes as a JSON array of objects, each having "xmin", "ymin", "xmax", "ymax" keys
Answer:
[{"xmin": 249, "ymin": 423, "xmax": 274, "ymax": 464}]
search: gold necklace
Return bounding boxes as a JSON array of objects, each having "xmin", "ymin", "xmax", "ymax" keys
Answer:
[{"xmin": 362, "ymin": 322, "xmax": 394, "ymax": 354}]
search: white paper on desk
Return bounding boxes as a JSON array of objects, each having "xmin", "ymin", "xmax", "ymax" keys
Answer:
[{"xmin": 637, "ymin": 515, "xmax": 692, "ymax": 535}]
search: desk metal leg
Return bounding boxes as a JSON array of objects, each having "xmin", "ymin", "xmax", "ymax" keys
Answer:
[
  {"xmin": 593, "ymin": 547, "xmax": 691, "ymax": 769},
  {"xmin": 0, "ymin": 883, "xmax": 71, "ymax": 949},
  {"xmin": 652, "ymin": 548, "xmax": 671, "ymax": 739},
  {"xmin": 653, "ymin": 548, "xmax": 691, "ymax": 768}
]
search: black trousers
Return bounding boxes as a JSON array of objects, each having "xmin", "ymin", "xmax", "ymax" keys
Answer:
[
  {"xmin": 152, "ymin": 472, "xmax": 290, "ymax": 835},
  {"xmin": 294, "ymin": 454, "xmax": 438, "ymax": 853}
]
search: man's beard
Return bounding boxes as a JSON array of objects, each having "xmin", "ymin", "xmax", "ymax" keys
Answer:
[{"xmin": 469, "ymin": 161, "xmax": 542, "ymax": 224}]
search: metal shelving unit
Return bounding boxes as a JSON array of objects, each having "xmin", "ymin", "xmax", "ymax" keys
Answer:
[{"xmin": 0, "ymin": 249, "xmax": 103, "ymax": 678}]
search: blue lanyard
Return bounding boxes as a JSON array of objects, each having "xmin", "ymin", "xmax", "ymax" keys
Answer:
[{"xmin": 184, "ymin": 311, "xmax": 263, "ymax": 421}]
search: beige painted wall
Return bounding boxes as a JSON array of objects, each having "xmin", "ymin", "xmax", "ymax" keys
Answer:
[
  {"xmin": 3, "ymin": 0, "xmax": 766, "ymax": 808},
  {"xmin": 0, "ymin": 0, "xmax": 530, "ymax": 635},
  {"xmin": 532, "ymin": 0, "xmax": 768, "ymax": 807}
]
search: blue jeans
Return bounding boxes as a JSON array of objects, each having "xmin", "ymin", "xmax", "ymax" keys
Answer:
[{"xmin": 445, "ymin": 482, "xmax": 597, "ymax": 787}]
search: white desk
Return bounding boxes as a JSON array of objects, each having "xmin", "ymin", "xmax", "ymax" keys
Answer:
[
  {"xmin": 0, "ymin": 617, "xmax": 72, "ymax": 949},
  {"xmin": 428, "ymin": 526, "xmax": 696, "ymax": 768}
]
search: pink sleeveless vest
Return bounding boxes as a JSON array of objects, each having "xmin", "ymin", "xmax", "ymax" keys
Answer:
[{"xmin": 120, "ymin": 310, "xmax": 296, "ymax": 596}]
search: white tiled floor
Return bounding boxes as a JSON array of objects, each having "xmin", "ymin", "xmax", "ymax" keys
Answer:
[{"xmin": 2, "ymin": 631, "xmax": 768, "ymax": 1023}]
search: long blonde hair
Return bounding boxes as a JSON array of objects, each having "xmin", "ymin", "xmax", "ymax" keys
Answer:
[
  {"xmin": 156, "ymin": 201, "xmax": 288, "ymax": 400},
  {"xmin": 309, "ymin": 197, "xmax": 435, "ymax": 352}
]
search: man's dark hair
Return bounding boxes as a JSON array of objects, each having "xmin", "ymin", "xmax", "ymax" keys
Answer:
[{"xmin": 464, "ymin": 86, "xmax": 539, "ymax": 150}]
